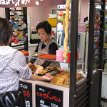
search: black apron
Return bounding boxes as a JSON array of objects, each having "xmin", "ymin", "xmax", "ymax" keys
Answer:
[{"xmin": 35, "ymin": 40, "xmax": 60, "ymax": 67}]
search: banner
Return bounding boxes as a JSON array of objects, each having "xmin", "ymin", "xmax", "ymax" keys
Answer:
[
  {"xmin": 0, "ymin": 0, "xmax": 32, "ymax": 7},
  {"xmin": 0, "ymin": 0, "xmax": 65, "ymax": 7}
]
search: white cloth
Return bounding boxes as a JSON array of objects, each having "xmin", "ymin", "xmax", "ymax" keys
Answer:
[{"xmin": 57, "ymin": 22, "xmax": 63, "ymax": 32}]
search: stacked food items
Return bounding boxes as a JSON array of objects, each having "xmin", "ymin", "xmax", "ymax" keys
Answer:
[
  {"xmin": 51, "ymin": 71, "xmax": 70, "ymax": 87},
  {"xmin": 37, "ymin": 66, "xmax": 61, "ymax": 76},
  {"xmin": 29, "ymin": 64, "xmax": 60, "ymax": 75},
  {"xmin": 29, "ymin": 64, "xmax": 84, "ymax": 87},
  {"xmin": 51, "ymin": 71, "xmax": 83, "ymax": 87},
  {"xmin": 29, "ymin": 64, "xmax": 37, "ymax": 74}
]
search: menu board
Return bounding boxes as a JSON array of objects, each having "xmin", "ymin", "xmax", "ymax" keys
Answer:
[
  {"xmin": 19, "ymin": 81, "xmax": 32, "ymax": 107},
  {"xmin": 35, "ymin": 84, "xmax": 63, "ymax": 107}
]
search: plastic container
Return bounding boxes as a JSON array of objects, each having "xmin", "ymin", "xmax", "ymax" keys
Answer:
[{"xmin": 56, "ymin": 50, "xmax": 64, "ymax": 62}]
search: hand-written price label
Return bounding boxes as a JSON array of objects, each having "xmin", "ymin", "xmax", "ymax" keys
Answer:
[
  {"xmin": 19, "ymin": 81, "xmax": 32, "ymax": 107},
  {"xmin": 35, "ymin": 84, "xmax": 63, "ymax": 107},
  {"xmin": 23, "ymin": 90, "xmax": 30, "ymax": 97}
]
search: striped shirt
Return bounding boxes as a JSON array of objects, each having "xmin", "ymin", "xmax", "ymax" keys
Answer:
[{"xmin": 0, "ymin": 46, "xmax": 32, "ymax": 93}]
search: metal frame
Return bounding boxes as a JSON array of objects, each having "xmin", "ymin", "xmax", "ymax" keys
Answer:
[
  {"xmin": 87, "ymin": 0, "xmax": 105, "ymax": 107},
  {"xmin": 87, "ymin": 0, "xmax": 96, "ymax": 106},
  {"xmin": 69, "ymin": 0, "xmax": 105, "ymax": 106},
  {"xmin": 69, "ymin": 0, "xmax": 79, "ymax": 106},
  {"xmin": 98, "ymin": 0, "xmax": 105, "ymax": 106}
]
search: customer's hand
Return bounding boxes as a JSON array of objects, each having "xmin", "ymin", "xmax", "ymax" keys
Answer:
[
  {"xmin": 42, "ymin": 74, "xmax": 53, "ymax": 81},
  {"xmin": 27, "ymin": 62, "xmax": 32, "ymax": 67},
  {"xmin": 34, "ymin": 66, "xmax": 44, "ymax": 74},
  {"xmin": 31, "ymin": 73, "xmax": 53, "ymax": 81}
]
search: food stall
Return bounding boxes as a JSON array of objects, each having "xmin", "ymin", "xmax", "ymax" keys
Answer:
[{"xmin": 0, "ymin": 0, "xmax": 105, "ymax": 107}]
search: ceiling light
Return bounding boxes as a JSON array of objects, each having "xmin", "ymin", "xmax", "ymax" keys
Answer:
[{"xmin": 35, "ymin": 1, "xmax": 39, "ymax": 5}]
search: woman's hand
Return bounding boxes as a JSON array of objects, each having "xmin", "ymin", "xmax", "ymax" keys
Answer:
[{"xmin": 34, "ymin": 66, "xmax": 44, "ymax": 74}]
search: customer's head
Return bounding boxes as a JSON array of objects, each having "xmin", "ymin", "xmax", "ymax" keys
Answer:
[
  {"xmin": 0, "ymin": 17, "xmax": 13, "ymax": 46},
  {"xmin": 36, "ymin": 21, "xmax": 52, "ymax": 42}
]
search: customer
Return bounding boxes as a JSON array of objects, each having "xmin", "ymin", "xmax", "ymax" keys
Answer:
[
  {"xmin": 29, "ymin": 21, "xmax": 59, "ymax": 73},
  {"xmin": 0, "ymin": 17, "xmax": 51, "ymax": 107}
]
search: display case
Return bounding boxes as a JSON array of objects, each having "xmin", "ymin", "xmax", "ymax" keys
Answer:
[
  {"xmin": 5, "ymin": 7, "xmax": 28, "ymax": 50},
  {"xmin": 19, "ymin": 55, "xmax": 85, "ymax": 107}
]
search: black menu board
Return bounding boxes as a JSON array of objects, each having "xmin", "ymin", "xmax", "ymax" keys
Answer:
[
  {"xmin": 19, "ymin": 81, "xmax": 32, "ymax": 107},
  {"xmin": 35, "ymin": 84, "xmax": 63, "ymax": 107}
]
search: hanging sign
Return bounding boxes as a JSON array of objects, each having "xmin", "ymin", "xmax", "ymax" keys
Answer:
[
  {"xmin": 19, "ymin": 81, "xmax": 32, "ymax": 107},
  {"xmin": 0, "ymin": 0, "xmax": 66, "ymax": 7},
  {"xmin": 57, "ymin": 5, "xmax": 65, "ymax": 10},
  {"xmin": 0, "ymin": 0, "xmax": 32, "ymax": 7},
  {"xmin": 35, "ymin": 84, "xmax": 63, "ymax": 107}
]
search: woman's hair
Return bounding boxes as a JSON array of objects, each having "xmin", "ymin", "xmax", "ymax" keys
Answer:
[
  {"xmin": 0, "ymin": 17, "xmax": 13, "ymax": 45},
  {"xmin": 36, "ymin": 21, "xmax": 52, "ymax": 35}
]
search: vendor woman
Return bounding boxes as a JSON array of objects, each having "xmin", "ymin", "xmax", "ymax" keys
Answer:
[{"xmin": 29, "ymin": 21, "xmax": 59, "ymax": 73}]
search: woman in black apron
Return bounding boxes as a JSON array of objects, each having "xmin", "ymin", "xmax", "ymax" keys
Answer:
[{"xmin": 29, "ymin": 21, "xmax": 60, "ymax": 73}]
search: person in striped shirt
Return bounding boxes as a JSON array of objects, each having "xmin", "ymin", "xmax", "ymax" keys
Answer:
[{"xmin": 0, "ymin": 17, "xmax": 51, "ymax": 107}]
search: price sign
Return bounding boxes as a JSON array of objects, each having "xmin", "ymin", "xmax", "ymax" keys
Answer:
[
  {"xmin": 35, "ymin": 84, "xmax": 63, "ymax": 107},
  {"xmin": 19, "ymin": 81, "xmax": 32, "ymax": 107}
]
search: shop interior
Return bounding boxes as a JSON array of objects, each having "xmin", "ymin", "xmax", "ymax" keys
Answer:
[{"xmin": 0, "ymin": 0, "xmax": 107, "ymax": 107}]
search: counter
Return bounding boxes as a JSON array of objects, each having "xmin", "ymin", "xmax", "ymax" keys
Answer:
[{"xmin": 19, "ymin": 79, "xmax": 69, "ymax": 107}]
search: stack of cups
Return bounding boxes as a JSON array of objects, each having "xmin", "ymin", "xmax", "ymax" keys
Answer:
[{"xmin": 56, "ymin": 50, "xmax": 64, "ymax": 62}]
